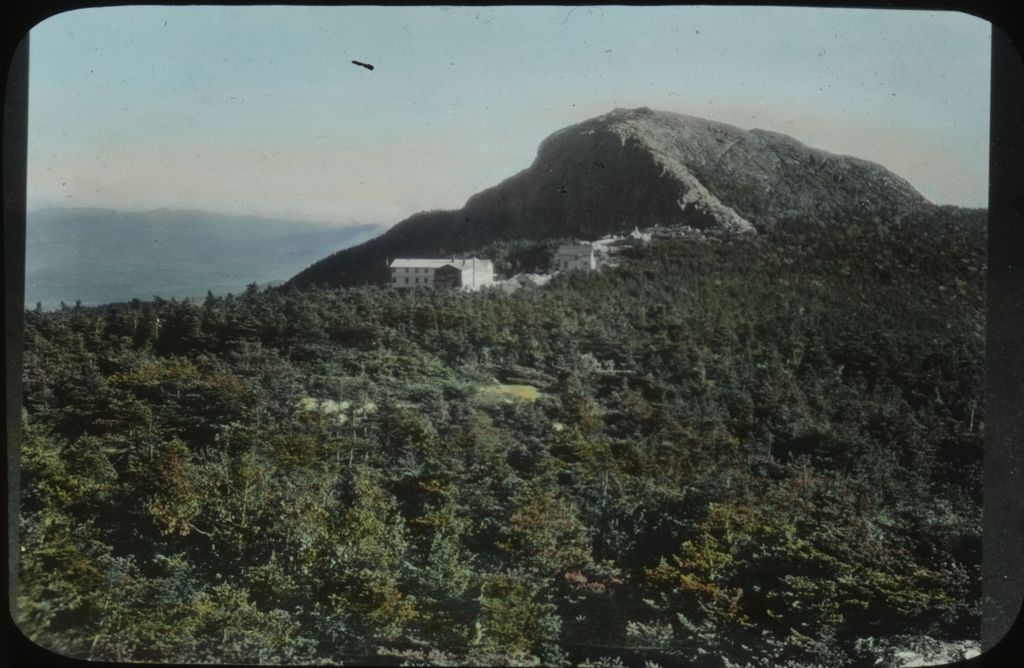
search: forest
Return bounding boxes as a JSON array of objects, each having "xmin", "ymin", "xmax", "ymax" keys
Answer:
[{"xmin": 15, "ymin": 212, "xmax": 985, "ymax": 666}]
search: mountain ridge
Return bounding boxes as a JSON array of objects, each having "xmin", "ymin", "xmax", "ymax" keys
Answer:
[{"xmin": 288, "ymin": 106, "xmax": 935, "ymax": 288}]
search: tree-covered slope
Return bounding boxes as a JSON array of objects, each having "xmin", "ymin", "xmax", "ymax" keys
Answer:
[{"xmin": 18, "ymin": 208, "xmax": 984, "ymax": 666}]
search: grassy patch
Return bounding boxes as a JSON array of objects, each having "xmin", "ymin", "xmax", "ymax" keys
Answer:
[{"xmin": 476, "ymin": 384, "xmax": 541, "ymax": 403}]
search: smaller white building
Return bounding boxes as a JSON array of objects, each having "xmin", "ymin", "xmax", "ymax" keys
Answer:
[
  {"xmin": 389, "ymin": 258, "xmax": 494, "ymax": 291},
  {"xmin": 554, "ymin": 243, "xmax": 596, "ymax": 273}
]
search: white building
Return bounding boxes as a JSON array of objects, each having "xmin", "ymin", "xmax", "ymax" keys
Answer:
[
  {"xmin": 389, "ymin": 258, "xmax": 494, "ymax": 291},
  {"xmin": 554, "ymin": 243, "xmax": 596, "ymax": 272}
]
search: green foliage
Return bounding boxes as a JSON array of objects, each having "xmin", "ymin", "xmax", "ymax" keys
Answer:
[
  {"xmin": 477, "ymin": 573, "xmax": 562, "ymax": 659},
  {"xmin": 17, "ymin": 213, "xmax": 983, "ymax": 664},
  {"xmin": 499, "ymin": 489, "xmax": 594, "ymax": 575},
  {"xmin": 142, "ymin": 438, "xmax": 203, "ymax": 537}
]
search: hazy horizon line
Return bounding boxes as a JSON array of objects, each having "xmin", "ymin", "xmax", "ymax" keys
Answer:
[{"xmin": 26, "ymin": 204, "xmax": 392, "ymax": 229}]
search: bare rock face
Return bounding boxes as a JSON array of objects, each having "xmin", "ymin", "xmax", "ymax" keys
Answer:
[
  {"xmin": 473, "ymin": 106, "xmax": 926, "ymax": 236},
  {"xmin": 288, "ymin": 107, "xmax": 931, "ymax": 288},
  {"xmin": 458, "ymin": 108, "xmax": 756, "ymax": 240}
]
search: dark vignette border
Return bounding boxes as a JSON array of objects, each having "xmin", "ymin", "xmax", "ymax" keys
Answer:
[
  {"xmin": 3, "ymin": 2, "xmax": 1023, "ymax": 667},
  {"xmin": 982, "ymin": 16, "xmax": 1024, "ymax": 662}
]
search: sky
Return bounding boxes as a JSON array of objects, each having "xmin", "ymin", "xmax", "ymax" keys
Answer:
[{"xmin": 27, "ymin": 5, "xmax": 992, "ymax": 227}]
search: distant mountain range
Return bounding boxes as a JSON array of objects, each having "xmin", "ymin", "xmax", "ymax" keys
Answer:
[
  {"xmin": 26, "ymin": 207, "xmax": 384, "ymax": 309},
  {"xmin": 288, "ymin": 107, "xmax": 935, "ymax": 289}
]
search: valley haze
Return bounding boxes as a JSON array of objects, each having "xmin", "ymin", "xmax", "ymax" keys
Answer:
[
  {"xmin": 26, "ymin": 207, "xmax": 384, "ymax": 309},
  {"xmin": 29, "ymin": 105, "xmax": 967, "ymax": 307},
  {"xmin": 28, "ymin": 103, "xmax": 985, "ymax": 308}
]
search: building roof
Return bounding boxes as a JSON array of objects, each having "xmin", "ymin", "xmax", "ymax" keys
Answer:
[{"xmin": 389, "ymin": 258, "xmax": 493, "ymax": 269}]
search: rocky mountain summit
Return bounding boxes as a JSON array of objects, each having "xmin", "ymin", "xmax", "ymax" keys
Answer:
[{"xmin": 289, "ymin": 107, "xmax": 932, "ymax": 288}]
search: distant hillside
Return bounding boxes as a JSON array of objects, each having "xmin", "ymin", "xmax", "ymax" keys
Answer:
[
  {"xmin": 288, "ymin": 107, "xmax": 933, "ymax": 288},
  {"xmin": 26, "ymin": 207, "xmax": 384, "ymax": 309}
]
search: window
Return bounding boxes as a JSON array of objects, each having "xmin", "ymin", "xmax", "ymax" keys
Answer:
[{"xmin": 404, "ymin": 277, "xmax": 409, "ymax": 284}]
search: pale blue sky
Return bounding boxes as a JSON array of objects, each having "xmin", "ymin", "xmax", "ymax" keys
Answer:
[{"xmin": 28, "ymin": 5, "xmax": 991, "ymax": 226}]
